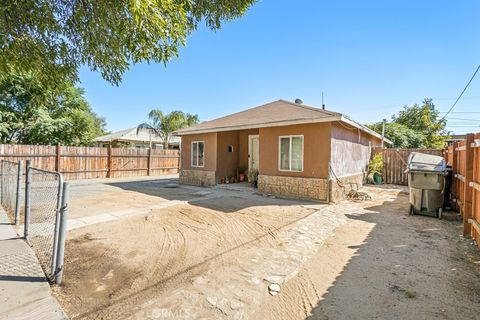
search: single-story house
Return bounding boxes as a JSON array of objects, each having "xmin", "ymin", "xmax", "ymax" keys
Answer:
[
  {"xmin": 174, "ymin": 100, "xmax": 391, "ymax": 202},
  {"xmin": 95, "ymin": 127, "xmax": 180, "ymax": 149},
  {"xmin": 444, "ymin": 134, "xmax": 465, "ymax": 146}
]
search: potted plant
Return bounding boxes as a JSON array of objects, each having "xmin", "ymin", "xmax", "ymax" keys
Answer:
[
  {"xmin": 367, "ymin": 153, "xmax": 383, "ymax": 185},
  {"xmin": 247, "ymin": 168, "xmax": 259, "ymax": 188},
  {"xmin": 239, "ymin": 167, "xmax": 247, "ymax": 182}
]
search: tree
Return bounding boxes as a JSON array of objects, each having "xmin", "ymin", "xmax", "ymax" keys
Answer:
[
  {"xmin": 0, "ymin": 69, "xmax": 106, "ymax": 145},
  {"xmin": 392, "ymin": 99, "xmax": 447, "ymax": 148},
  {"xmin": 0, "ymin": 0, "xmax": 256, "ymax": 86},
  {"xmin": 137, "ymin": 109, "xmax": 199, "ymax": 149},
  {"xmin": 367, "ymin": 98, "xmax": 447, "ymax": 148},
  {"xmin": 366, "ymin": 122, "xmax": 424, "ymax": 148}
]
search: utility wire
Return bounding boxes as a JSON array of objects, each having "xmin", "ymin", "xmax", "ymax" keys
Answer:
[
  {"xmin": 441, "ymin": 64, "xmax": 480, "ymax": 120},
  {"xmin": 440, "ymin": 111, "xmax": 480, "ymax": 114},
  {"xmin": 446, "ymin": 117, "xmax": 480, "ymax": 121}
]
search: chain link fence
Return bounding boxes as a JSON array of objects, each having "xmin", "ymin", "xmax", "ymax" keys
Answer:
[
  {"xmin": 0, "ymin": 160, "xmax": 68, "ymax": 284},
  {"xmin": 25, "ymin": 163, "xmax": 68, "ymax": 283},
  {"xmin": 0, "ymin": 160, "xmax": 22, "ymax": 224}
]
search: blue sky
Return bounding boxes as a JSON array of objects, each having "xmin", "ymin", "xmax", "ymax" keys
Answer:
[{"xmin": 79, "ymin": 0, "xmax": 480, "ymax": 134}]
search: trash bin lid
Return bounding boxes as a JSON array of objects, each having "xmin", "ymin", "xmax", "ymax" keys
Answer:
[{"xmin": 407, "ymin": 152, "xmax": 446, "ymax": 172}]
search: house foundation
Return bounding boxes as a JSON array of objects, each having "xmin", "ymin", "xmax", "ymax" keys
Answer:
[
  {"xmin": 179, "ymin": 169, "xmax": 216, "ymax": 187},
  {"xmin": 258, "ymin": 175, "xmax": 329, "ymax": 201},
  {"xmin": 329, "ymin": 172, "xmax": 365, "ymax": 202}
]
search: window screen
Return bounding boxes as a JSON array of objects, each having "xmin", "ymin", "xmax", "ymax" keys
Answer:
[
  {"xmin": 192, "ymin": 141, "xmax": 204, "ymax": 167},
  {"xmin": 279, "ymin": 136, "xmax": 303, "ymax": 171}
]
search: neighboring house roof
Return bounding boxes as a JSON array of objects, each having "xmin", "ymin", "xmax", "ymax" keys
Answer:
[
  {"xmin": 174, "ymin": 99, "xmax": 392, "ymax": 144},
  {"xmin": 95, "ymin": 127, "xmax": 181, "ymax": 145},
  {"xmin": 444, "ymin": 134, "xmax": 466, "ymax": 142}
]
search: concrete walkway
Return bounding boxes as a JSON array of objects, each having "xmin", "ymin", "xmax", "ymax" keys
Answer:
[{"xmin": 0, "ymin": 208, "xmax": 66, "ymax": 320}]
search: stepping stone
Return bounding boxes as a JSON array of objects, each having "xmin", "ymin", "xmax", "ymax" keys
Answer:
[
  {"xmin": 268, "ymin": 283, "xmax": 281, "ymax": 296},
  {"xmin": 164, "ymin": 183, "xmax": 179, "ymax": 188},
  {"xmin": 193, "ymin": 191, "xmax": 213, "ymax": 196}
]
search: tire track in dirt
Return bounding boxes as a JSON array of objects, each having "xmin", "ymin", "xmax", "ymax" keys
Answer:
[{"xmin": 55, "ymin": 195, "xmax": 317, "ymax": 320}]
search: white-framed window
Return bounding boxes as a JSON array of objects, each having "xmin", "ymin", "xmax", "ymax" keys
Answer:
[
  {"xmin": 191, "ymin": 141, "xmax": 205, "ymax": 167},
  {"xmin": 279, "ymin": 135, "xmax": 304, "ymax": 172}
]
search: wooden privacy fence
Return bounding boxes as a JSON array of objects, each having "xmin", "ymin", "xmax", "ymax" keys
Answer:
[
  {"xmin": 373, "ymin": 148, "xmax": 444, "ymax": 185},
  {"xmin": 0, "ymin": 144, "xmax": 180, "ymax": 180},
  {"xmin": 445, "ymin": 133, "xmax": 480, "ymax": 246}
]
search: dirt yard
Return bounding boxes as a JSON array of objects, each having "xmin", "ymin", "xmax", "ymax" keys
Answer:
[
  {"xmin": 52, "ymin": 178, "xmax": 480, "ymax": 320},
  {"xmin": 255, "ymin": 186, "xmax": 480, "ymax": 320}
]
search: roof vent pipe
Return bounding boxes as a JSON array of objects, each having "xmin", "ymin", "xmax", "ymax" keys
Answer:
[{"xmin": 294, "ymin": 98, "xmax": 303, "ymax": 104}]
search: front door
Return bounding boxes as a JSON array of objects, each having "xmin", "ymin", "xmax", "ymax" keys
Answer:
[{"xmin": 248, "ymin": 135, "xmax": 259, "ymax": 171}]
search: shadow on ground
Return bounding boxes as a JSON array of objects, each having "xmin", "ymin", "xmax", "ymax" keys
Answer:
[
  {"xmin": 106, "ymin": 178, "xmax": 319, "ymax": 213},
  {"xmin": 304, "ymin": 191, "xmax": 480, "ymax": 320}
]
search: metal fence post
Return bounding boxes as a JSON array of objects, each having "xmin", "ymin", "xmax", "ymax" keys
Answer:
[
  {"xmin": 55, "ymin": 181, "xmax": 69, "ymax": 285},
  {"xmin": 24, "ymin": 160, "xmax": 31, "ymax": 240},
  {"xmin": 14, "ymin": 160, "xmax": 22, "ymax": 225},
  {"xmin": 50, "ymin": 174, "xmax": 64, "ymax": 278},
  {"xmin": 0, "ymin": 160, "xmax": 4, "ymax": 205}
]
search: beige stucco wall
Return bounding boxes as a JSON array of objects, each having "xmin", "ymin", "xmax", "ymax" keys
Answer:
[
  {"xmin": 180, "ymin": 132, "xmax": 217, "ymax": 171},
  {"xmin": 238, "ymin": 129, "xmax": 259, "ymax": 171},
  {"xmin": 179, "ymin": 129, "xmax": 256, "ymax": 185},
  {"xmin": 179, "ymin": 121, "xmax": 382, "ymax": 202},
  {"xmin": 330, "ymin": 122, "xmax": 381, "ymax": 179},
  {"xmin": 216, "ymin": 129, "xmax": 259, "ymax": 179},
  {"xmin": 216, "ymin": 130, "xmax": 240, "ymax": 181},
  {"xmin": 179, "ymin": 133, "xmax": 217, "ymax": 186},
  {"xmin": 258, "ymin": 122, "xmax": 331, "ymax": 179}
]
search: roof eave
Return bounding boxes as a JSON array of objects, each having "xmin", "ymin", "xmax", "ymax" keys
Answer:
[
  {"xmin": 94, "ymin": 137, "xmax": 165, "ymax": 143},
  {"xmin": 174, "ymin": 114, "xmax": 393, "ymax": 145},
  {"xmin": 339, "ymin": 116, "xmax": 393, "ymax": 145},
  {"xmin": 173, "ymin": 115, "xmax": 343, "ymax": 136}
]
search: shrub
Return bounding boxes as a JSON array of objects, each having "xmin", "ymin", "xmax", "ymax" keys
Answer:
[
  {"xmin": 368, "ymin": 153, "xmax": 383, "ymax": 174},
  {"xmin": 247, "ymin": 168, "xmax": 259, "ymax": 183}
]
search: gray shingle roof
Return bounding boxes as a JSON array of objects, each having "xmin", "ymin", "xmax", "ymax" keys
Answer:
[
  {"xmin": 175, "ymin": 100, "xmax": 341, "ymax": 135},
  {"xmin": 173, "ymin": 99, "xmax": 390, "ymax": 143},
  {"xmin": 95, "ymin": 127, "xmax": 180, "ymax": 144}
]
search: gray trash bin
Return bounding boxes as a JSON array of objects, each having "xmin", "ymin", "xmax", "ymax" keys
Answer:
[{"xmin": 406, "ymin": 152, "xmax": 446, "ymax": 218}]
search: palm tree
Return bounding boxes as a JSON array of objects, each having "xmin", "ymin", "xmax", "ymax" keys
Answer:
[{"xmin": 137, "ymin": 109, "xmax": 199, "ymax": 149}]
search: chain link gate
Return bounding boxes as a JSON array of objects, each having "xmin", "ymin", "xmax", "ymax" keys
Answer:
[
  {"xmin": 0, "ymin": 160, "xmax": 22, "ymax": 225},
  {"xmin": 24, "ymin": 161, "xmax": 69, "ymax": 284}
]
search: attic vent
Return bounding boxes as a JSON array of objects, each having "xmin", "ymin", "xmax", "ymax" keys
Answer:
[{"xmin": 294, "ymin": 98, "xmax": 303, "ymax": 104}]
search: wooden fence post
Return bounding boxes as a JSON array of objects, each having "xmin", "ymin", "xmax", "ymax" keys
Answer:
[
  {"xmin": 471, "ymin": 134, "xmax": 480, "ymax": 244},
  {"xmin": 381, "ymin": 148, "xmax": 386, "ymax": 184},
  {"xmin": 147, "ymin": 148, "xmax": 152, "ymax": 176},
  {"xmin": 107, "ymin": 145, "xmax": 113, "ymax": 178},
  {"xmin": 451, "ymin": 143, "xmax": 458, "ymax": 210},
  {"xmin": 178, "ymin": 150, "xmax": 181, "ymax": 172},
  {"xmin": 55, "ymin": 143, "xmax": 62, "ymax": 172},
  {"xmin": 464, "ymin": 134, "xmax": 474, "ymax": 237}
]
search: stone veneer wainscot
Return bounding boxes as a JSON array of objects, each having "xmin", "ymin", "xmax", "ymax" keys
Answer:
[
  {"xmin": 258, "ymin": 175, "xmax": 329, "ymax": 201},
  {"xmin": 329, "ymin": 172, "xmax": 365, "ymax": 202},
  {"xmin": 179, "ymin": 169, "xmax": 216, "ymax": 187}
]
